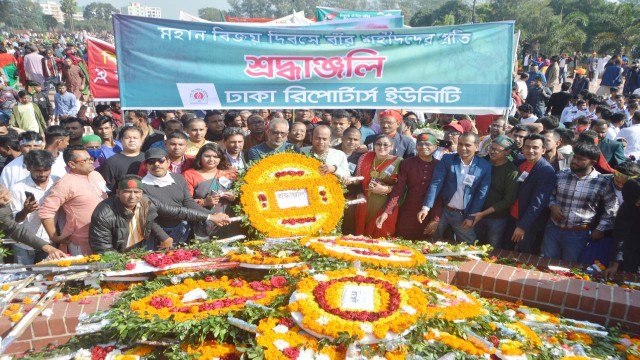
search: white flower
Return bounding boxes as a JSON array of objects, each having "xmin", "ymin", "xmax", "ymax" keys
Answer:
[
  {"xmin": 313, "ymin": 274, "xmax": 329, "ymax": 282},
  {"xmin": 104, "ymin": 350, "xmax": 122, "ymax": 360},
  {"xmin": 360, "ymin": 323, "xmax": 373, "ymax": 333},
  {"xmin": 297, "ymin": 349, "xmax": 316, "ymax": 360},
  {"xmin": 272, "ymin": 325, "xmax": 289, "ymax": 334},
  {"xmin": 315, "ymin": 316, "xmax": 330, "ymax": 325},
  {"xmin": 397, "ymin": 281, "xmax": 413, "ymax": 289},
  {"xmin": 315, "ymin": 354, "xmax": 331, "ymax": 360},
  {"xmin": 73, "ymin": 349, "xmax": 92, "ymax": 360},
  {"xmin": 293, "ymin": 292, "xmax": 308, "ymax": 301},
  {"xmin": 356, "ymin": 270, "xmax": 368, "ymax": 276},
  {"xmin": 274, "ymin": 340, "xmax": 290, "ymax": 351},
  {"xmin": 41, "ymin": 308, "xmax": 54, "ymax": 318},
  {"xmin": 401, "ymin": 305, "xmax": 417, "ymax": 315}
]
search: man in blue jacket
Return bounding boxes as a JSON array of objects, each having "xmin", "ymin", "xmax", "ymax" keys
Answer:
[
  {"xmin": 418, "ymin": 132, "xmax": 491, "ymax": 244},
  {"xmin": 504, "ymin": 133, "xmax": 556, "ymax": 253}
]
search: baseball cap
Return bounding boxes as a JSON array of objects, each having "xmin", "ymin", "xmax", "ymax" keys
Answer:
[
  {"xmin": 144, "ymin": 148, "xmax": 167, "ymax": 161},
  {"xmin": 443, "ymin": 123, "xmax": 464, "ymax": 133}
]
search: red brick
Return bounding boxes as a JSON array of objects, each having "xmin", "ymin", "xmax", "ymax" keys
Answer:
[
  {"xmin": 626, "ymin": 304, "xmax": 640, "ymax": 324},
  {"xmin": 80, "ymin": 297, "xmax": 100, "ymax": 315},
  {"xmin": 457, "ymin": 259, "xmax": 480, "ymax": 274},
  {"xmin": 31, "ymin": 335, "xmax": 71, "ymax": 350},
  {"xmin": 578, "ymin": 292, "xmax": 596, "ymax": 313},
  {"xmin": 469, "ymin": 273, "xmax": 483, "ymax": 290},
  {"xmin": 594, "ymin": 285, "xmax": 614, "ymax": 315},
  {"xmin": 455, "ymin": 270, "xmax": 470, "ymax": 288},
  {"xmin": 64, "ymin": 317, "xmax": 79, "ymax": 334},
  {"xmin": 5, "ymin": 340, "xmax": 32, "ymax": 354},
  {"xmin": 437, "ymin": 269, "xmax": 456, "ymax": 284},
  {"xmin": 494, "ymin": 266, "xmax": 513, "ymax": 294},
  {"xmin": 611, "ymin": 287, "xmax": 630, "ymax": 319},
  {"xmin": 563, "ymin": 279, "xmax": 585, "ymax": 309},
  {"xmin": 481, "ymin": 263, "xmax": 501, "ymax": 292},
  {"xmin": 31, "ymin": 318, "xmax": 50, "ymax": 338},
  {"xmin": 49, "ymin": 317, "xmax": 67, "ymax": 337},
  {"xmin": 535, "ymin": 279, "xmax": 555, "ymax": 304},
  {"xmin": 550, "ymin": 279, "xmax": 570, "ymax": 306}
]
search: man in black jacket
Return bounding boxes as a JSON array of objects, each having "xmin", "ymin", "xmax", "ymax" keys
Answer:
[
  {"xmin": 0, "ymin": 185, "xmax": 67, "ymax": 260},
  {"xmin": 89, "ymin": 175, "xmax": 230, "ymax": 253}
]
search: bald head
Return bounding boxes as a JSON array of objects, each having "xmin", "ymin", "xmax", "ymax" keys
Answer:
[{"xmin": 312, "ymin": 125, "xmax": 331, "ymax": 154}]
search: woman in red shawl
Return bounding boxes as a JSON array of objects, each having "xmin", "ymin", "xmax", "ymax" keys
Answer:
[{"xmin": 353, "ymin": 133, "xmax": 402, "ymax": 237}]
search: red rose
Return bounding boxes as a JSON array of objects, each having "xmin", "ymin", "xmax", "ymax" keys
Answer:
[
  {"xmin": 124, "ymin": 262, "xmax": 136, "ymax": 270},
  {"xmin": 278, "ymin": 317, "xmax": 295, "ymax": 328},
  {"xmin": 230, "ymin": 279, "xmax": 244, "ymax": 287},
  {"xmin": 249, "ymin": 281, "xmax": 271, "ymax": 292},
  {"xmin": 270, "ymin": 276, "xmax": 287, "ymax": 288},
  {"xmin": 283, "ymin": 347, "xmax": 300, "ymax": 359},
  {"xmin": 490, "ymin": 335, "xmax": 499, "ymax": 347},
  {"xmin": 204, "ymin": 275, "xmax": 216, "ymax": 282}
]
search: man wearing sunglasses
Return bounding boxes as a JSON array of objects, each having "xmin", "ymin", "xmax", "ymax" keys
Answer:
[
  {"xmin": 247, "ymin": 118, "xmax": 300, "ymax": 161},
  {"xmin": 139, "ymin": 148, "xmax": 229, "ymax": 247}
]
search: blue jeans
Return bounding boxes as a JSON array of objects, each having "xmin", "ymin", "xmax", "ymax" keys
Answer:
[
  {"xmin": 160, "ymin": 221, "xmax": 191, "ymax": 248},
  {"xmin": 44, "ymin": 76, "xmax": 60, "ymax": 91},
  {"xmin": 475, "ymin": 217, "xmax": 508, "ymax": 248},
  {"xmin": 541, "ymin": 222, "xmax": 590, "ymax": 262},
  {"xmin": 12, "ymin": 245, "xmax": 49, "ymax": 265},
  {"xmin": 437, "ymin": 208, "xmax": 477, "ymax": 244},
  {"xmin": 0, "ymin": 109, "xmax": 11, "ymax": 124}
]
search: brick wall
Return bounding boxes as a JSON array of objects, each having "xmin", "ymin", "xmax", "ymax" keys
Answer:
[{"xmin": 1, "ymin": 255, "xmax": 638, "ymax": 356}]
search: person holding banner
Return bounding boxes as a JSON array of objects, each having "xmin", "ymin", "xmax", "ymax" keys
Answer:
[{"xmin": 354, "ymin": 134, "xmax": 402, "ymax": 237}]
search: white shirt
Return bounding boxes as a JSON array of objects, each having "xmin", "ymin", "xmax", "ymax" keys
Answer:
[
  {"xmin": 605, "ymin": 126, "xmax": 620, "ymax": 141},
  {"xmin": 515, "ymin": 79, "xmax": 528, "ymax": 101},
  {"xmin": 520, "ymin": 115, "xmax": 538, "ymax": 124},
  {"xmin": 448, "ymin": 162, "xmax": 471, "ymax": 210},
  {"xmin": 618, "ymin": 124, "xmax": 640, "ymax": 159},
  {"xmin": 9, "ymin": 176, "xmax": 57, "ymax": 250},
  {"xmin": 301, "ymin": 147, "xmax": 350, "ymax": 178}
]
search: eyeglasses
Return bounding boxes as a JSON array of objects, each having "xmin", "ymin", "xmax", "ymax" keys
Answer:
[
  {"xmin": 270, "ymin": 131, "xmax": 288, "ymax": 137},
  {"xmin": 145, "ymin": 158, "xmax": 167, "ymax": 165},
  {"xmin": 445, "ymin": 131, "xmax": 461, "ymax": 136},
  {"xmin": 490, "ymin": 124, "xmax": 505, "ymax": 128},
  {"xmin": 73, "ymin": 158, "xmax": 94, "ymax": 164},
  {"xmin": 374, "ymin": 143, "xmax": 392, "ymax": 148}
]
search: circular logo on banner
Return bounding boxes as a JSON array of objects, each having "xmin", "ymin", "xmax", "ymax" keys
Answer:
[{"xmin": 189, "ymin": 89, "xmax": 208, "ymax": 104}]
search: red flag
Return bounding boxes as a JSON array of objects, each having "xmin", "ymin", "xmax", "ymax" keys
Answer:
[{"xmin": 86, "ymin": 37, "xmax": 119, "ymax": 100}]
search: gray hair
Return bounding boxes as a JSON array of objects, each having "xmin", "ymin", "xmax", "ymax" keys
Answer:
[{"xmin": 268, "ymin": 118, "xmax": 289, "ymax": 131}]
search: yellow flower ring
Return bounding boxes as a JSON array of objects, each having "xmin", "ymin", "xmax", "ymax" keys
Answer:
[
  {"xmin": 226, "ymin": 240, "xmax": 304, "ymax": 268},
  {"xmin": 288, "ymin": 268, "xmax": 430, "ymax": 344},
  {"xmin": 410, "ymin": 275, "xmax": 483, "ymax": 321},
  {"xmin": 256, "ymin": 317, "xmax": 345, "ymax": 360},
  {"xmin": 182, "ymin": 340, "xmax": 241, "ymax": 360},
  {"xmin": 240, "ymin": 153, "xmax": 345, "ymax": 237},
  {"xmin": 300, "ymin": 236, "xmax": 426, "ymax": 268},
  {"xmin": 130, "ymin": 277, "xmax": 289, "ymax": 322}
]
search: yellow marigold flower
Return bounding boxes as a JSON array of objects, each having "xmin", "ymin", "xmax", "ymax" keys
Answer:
[
  {"xmin": 22, "ymin": 297, "xmax": 33, "ymax": 305},
  {"xmin": 9, "ymin": 313, "xmax": 23, "ymax": 322}
]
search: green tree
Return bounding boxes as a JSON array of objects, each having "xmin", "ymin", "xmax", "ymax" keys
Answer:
[
  {"xmin": 42, "ymin": 14, "xmax": 59, "ymax": 30},
  {"xmin": 409, "ymin": 0, "xmax": 473, "ymax": 26},
  {"xmin": 60, "ymin": 0, "xmax": 78, "ymax": 30},
  {"xmin": 2, "ymin": 0, "xmax": 46, "ymax": 30},
  {"xmin": 83, "ymin": 2, "xmax": 119, "ymax": 21},
  {"xmin": 198, "ymin": 7, "xmax": 225, "ymax": 21}
]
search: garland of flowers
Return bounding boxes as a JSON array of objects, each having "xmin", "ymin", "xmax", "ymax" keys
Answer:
[
  {"xmin": 410, "ymin": 275, "xmax": 483, "ymax": 321},
  {"xmin": 226, "ymin": 240, "xmax": 302, "ymax": 265},
  {"xmin": 288, "ymin": 268, "xmax": 429, "ymax": 342},
  {"xmin": 141, "ymin": 249, "xmax": 203, "ymax": 268},
  {"xmin": 256, "ymin": 317, "xmax": 345, "ymax": 360},
  {"xmin": 37, "ymin": 254, "xmax": 101, "ymax": 267},
  {"xmin": 182, "ymin": 340, "xmax": 241, "ymax": 360},
  {"xmin": 301, "ymin": 236, "xmax": 426, "ymax": 268},
  {"xmin": 130, "ymin": 276, "xmax": 289, "ymax": 322},
  {"xmin": 424, "ymin": 330, "xmax": 495, "ymax": 356},
  {"xmin": 239, "ymin": 153, "xmax": 345, "ymax": 237}
]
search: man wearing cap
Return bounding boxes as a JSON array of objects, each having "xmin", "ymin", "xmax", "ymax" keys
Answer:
[
  {"xmin": 418, "ymin": 132, "xmax": 492, "ymax": 244},
  {"xmin": 82, "ymin": 134, "xmax": 106, "ymax": 169},
  {"xmin": 571, "ymin": 68, "xmax": 590, "ymax": 98},
  {"xmin": 9, "ymin": 91, "xmax": 46, "ymax": 135},
  {"xmin": 434, "ymin": 123, "xmax": 463, "ymax": 160},
  {"xmin": 376, "ymin": 133, "xmax": 441, "ymax": 240},
  {"xmin": 89, "ymin": 175, "xmax": 231, "ymax": 253},
  {"xmin": 469, "ymin": 135, "xmax": 519, "ymax": 248},
  {"xmin": 364, "ymin": 110, "xmax": 416, "ymax": 159},
  {"xmin": 140, "ymin": 148, "xmax": 217, "ymax": 245},
  {"xmin": 28, "ymin": 81, "xmax": 52, "ymax": 124},
  {"xmin": 39, "ymin": 145, "xmax": 108, "ymax": 255}
]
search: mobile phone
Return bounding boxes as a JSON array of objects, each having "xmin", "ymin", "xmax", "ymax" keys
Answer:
[
  {"xmin": 25, "ymin": 191, "xmax": 35, "ymax": 202},
  {"xmin": 438, "ymin": 140, "xmax": 452, "ymax": 148}
]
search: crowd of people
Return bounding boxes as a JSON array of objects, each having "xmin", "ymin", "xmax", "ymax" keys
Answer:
[{"xmin": 0, "ymin": 34, "xmax": 638, "ymax": 279}]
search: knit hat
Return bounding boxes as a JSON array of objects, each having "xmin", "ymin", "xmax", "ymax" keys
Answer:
[
  {"xmin": 118, "ymin": 177, "xmax": 143, "ymax": 190},
  {"xmin": 81, "ymin": 134, "xmax": 102, "ymax": 145},
  {"xmin": 492, "ymin": 134, "xmax": 515, "ymax": 150}
]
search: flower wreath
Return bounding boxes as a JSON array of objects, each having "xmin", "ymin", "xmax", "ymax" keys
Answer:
[
  {"xmin": 226, "ymin": 240, "xmax": 302, "ymax": 266},
  {"xmin": 239, "ymin": 153, "xmax": 345, "ymax": 237},
  {"xmin": 182, "ymin": 340, "xmax": 241, "ymax": 360},
  {"xmin": 256, "ymin": 317, "xmax": 345, "ymax": 360},
  {"xmin": 288, "ymin": 268, "xmax": 429, "ymax": 343},
  {"xmin": 410, "ymin": 275, "xmax": 483, "ymax": 321},
  {"xmin": 38, "ymin": 254, "xmax": 101, "ymax": 267},
  {"xmin": 130, "ymin": 276, "xmax": 289, "ymax": 322},
  {"xmin": 300, "ymin": 235, "xmax": 426, "ymax": 268}
]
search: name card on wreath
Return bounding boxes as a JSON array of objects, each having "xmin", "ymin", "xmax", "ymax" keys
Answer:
[
  {"xmin": 341, "ymin": 285, "xmax": 375, "ymax": 311},
  {"xmin": 275, "ymin": 189, "xmax": 310, "ymax": 209}
]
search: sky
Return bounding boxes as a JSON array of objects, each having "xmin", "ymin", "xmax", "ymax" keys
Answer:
[{"xmin": 76, "ymin": 0, "xmax": 231, "ymax": 20}]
